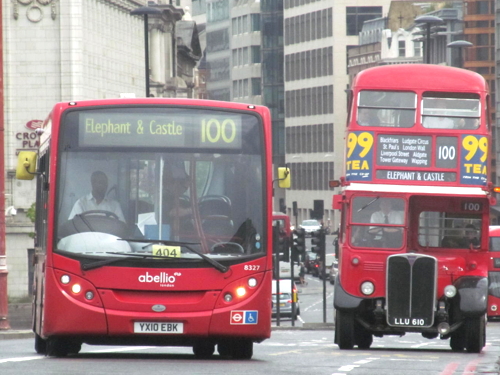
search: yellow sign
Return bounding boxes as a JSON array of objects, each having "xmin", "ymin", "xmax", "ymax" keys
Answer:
[{"xmin": 152, "ymin": 245, "xmax": 181, "ymax": 258}]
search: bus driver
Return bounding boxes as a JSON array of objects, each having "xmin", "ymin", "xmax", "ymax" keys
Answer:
[{"xmin": 68, "ymin": 170, "xmax": 125, "ymax": 222}]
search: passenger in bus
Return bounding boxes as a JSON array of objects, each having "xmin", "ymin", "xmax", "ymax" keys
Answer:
[
  {"xmin": 357, "ymin": 108, "xmax": 380, "ymax": 126},
  {"xmin": 161, "ymin": 166, "xmax": 192, "ymax": 226},
  {"xmin": 441, "ymin": 230, "xmax": 463, "ymax": 248},
  {"xmin": 462, "ymin": 224, "xmax": 480, "ymax": 248},
  {"xmin": 423, "ymin": 99, "xmax": 454, "ymax": 129},
  {"xmin": 68, "ymin": 170, "xmax": 125, "ymax": 221},
  {"xmin": 368, "ymin": 199, "xmax": 404, "ymax": 247}
]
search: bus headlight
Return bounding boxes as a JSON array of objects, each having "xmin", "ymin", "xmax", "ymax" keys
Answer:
[
  {"xmin": 248, "ymin": 278, "xmax": 258, "ymax": 287},
  {"xmin": 361, "ymin": 281, "xmax": 374, "ymax": 296},
  {"xmin": 444, "ymin": 285, "xmax": 457, "ymax": 298},
  {"xmin": 236, "ymin": 287, "xmax": 247, "ymax": 297},
  {"xmin": 60, "ymin": 274, "xmax": 71, "ymax": 284}
]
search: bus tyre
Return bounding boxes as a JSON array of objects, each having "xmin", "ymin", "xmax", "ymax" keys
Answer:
[
  {"xmin": 465, "ymin": 316, "xmax": 486, "ymax": 353},
  {"xmin": 217, "ymin": 340, "xmax": 253, "ymax": 359},
  {"xmin": 335, "ymin": 310, "xmax": 355, "ymax": 349},
  {"xmin": 46, "ymin": 338, "xmax": 81, "ymax": 357},
  {"xmin": 34, "ymin": 333, "xmax": 47, "ymax": 354},
  {"xmin": 450, "ymin": 328, "xmax": 465, "ymax": 351},
  {"xmin": 355, "ymin": 324, "xmax": 373, "ymax": 349},
  {"xmin": 193, "ymin": 342, "xmax": 215, "ymax": 358}
]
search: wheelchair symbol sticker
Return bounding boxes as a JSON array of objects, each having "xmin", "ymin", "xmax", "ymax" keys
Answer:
[{"xmin": 230, "ymin": 310, "xmax": 258, "ymax": 325}]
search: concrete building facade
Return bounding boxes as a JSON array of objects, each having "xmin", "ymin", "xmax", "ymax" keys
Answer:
[{"xmin": 283, "ymin": 0, "xmax": 392, "ymax": 230}]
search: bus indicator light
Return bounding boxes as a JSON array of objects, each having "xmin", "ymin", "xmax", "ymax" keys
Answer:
[{"xmin": 85, "ymin": 291, "xmax": 94, "ymax": 300}]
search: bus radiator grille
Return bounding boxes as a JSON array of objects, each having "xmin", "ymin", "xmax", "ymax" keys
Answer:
[{"xmin": 386, "ymin": 254, "xmax": 437, "ymax": 328}]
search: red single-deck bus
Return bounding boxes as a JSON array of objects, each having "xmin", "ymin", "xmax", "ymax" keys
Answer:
[
  {"xmin": 333, "ymin": 64, "xmax": 493, "ymax": 353},
  {"xmin": 17, "ymin": 98, "xmax": 289, "ymax": 358},
  {"xmin": 488, "ymin": 226, "xmax": 500, "ymax": 319}
]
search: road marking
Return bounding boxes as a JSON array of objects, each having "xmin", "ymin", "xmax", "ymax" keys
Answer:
[{"xmin": 0, "ymin": 356, "xmax": 42, "ymax": 364}]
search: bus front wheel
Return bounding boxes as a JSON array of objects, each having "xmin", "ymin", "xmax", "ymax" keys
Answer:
[
  {"xmin": 46, "ymin": 338, "xmax": 81, "ymax": 357},
  {"xmin": 465, "ymin": 316, "xmax": 486, "ymax": 353},
  {"xmin": 34, "ymin": 334, "xmax": 47, "ymax": 354},
  {"xmin": 193, "ymin": 342, "xmax": 215, "ymax": 358},
  {"xmin": 335, "ymin": 309, "xmax": 355, "ymax": 349}
]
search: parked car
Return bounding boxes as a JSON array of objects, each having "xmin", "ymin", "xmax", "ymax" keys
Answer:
[
  {"xmin": 299, "ymin": 219, "xmax": 322, "ymax": 236},
  {"xmin": 272, "ymin": 279, "xmax": 300, "ymax": 319}
]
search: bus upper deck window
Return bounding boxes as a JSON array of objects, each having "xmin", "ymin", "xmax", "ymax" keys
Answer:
[
  {"xmin": 357, "ymin": 91, "xmax": 416, "ymax": 128},
  {"xmin": 421, "ymin": 93, "xmax": 480, "ymax": 130}
]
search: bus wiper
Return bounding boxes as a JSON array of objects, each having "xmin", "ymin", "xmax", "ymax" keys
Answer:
[
  {"xmin": 80, "ymin": 255, "xmax": 140, "ymax": 271},
  {"xmin": 119, "ymin": 239, "xmax": 230, "ymax": 273},
  {"xmin": 357, "ymin": 196, "xmax": 380, "ymax": 212}
]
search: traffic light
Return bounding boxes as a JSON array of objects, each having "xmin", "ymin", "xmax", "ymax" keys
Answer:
[
  {"xmin": 273, "ymin": 223, "xmax": 289, "ymax": 262},
  {"xmin": 292, "ymin": 228, "xmax": 306, "ymax": 262},
  {"xmin": 311, "ymin": 228, "xmax": 326, "ymax": 261}
]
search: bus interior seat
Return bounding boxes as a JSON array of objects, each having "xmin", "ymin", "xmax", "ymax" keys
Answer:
[
  {"xmin": 199, "ymin": 195, "xmax": 232, "ymax": 217},
  {"xmin": 202, "ymin": 215, "xmax": 234, "ymax": 236}
]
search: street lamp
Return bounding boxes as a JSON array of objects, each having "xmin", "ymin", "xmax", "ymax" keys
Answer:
[
  {"xmin": 447, "ymin": 40, "xmax": 473, "ymax": 68},
  {"xmin": 415, "ymin": 15, "xmax": 444, "ymax": 64},
  {"xmin": 130, "ymin": 5, "xmax": 162, "ymax": 97}
]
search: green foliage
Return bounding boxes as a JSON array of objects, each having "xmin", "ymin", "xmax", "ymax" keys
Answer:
[
  {"xmin": 27, "ymin": 202, "xmax": 36, "ymax": 239},
  {"xmin": 26, "ymin": 202, "xmax": 36, "ymax": 223}
]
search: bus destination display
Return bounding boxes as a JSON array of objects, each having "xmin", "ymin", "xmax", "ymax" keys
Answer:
[
  {"xmin": 346, "ymin": 131, "xmax": 487, "ymax": 185},
  {"xmin": 78, "ymin": 110, "xmax": 243, "ymax": 150}
]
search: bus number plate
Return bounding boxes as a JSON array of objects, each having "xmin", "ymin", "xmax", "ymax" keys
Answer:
[
  {"xmin": 134, "ymin": 322, "xmax": 184, "ymax": 334},
  {"xmin": 152, "ymin": 245, "xmax": 181, "ymax": 258}
]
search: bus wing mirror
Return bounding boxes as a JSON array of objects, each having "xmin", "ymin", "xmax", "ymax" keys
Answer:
[
  {"xmin": 16, "ymin": 151, "xmax": 37, "ymax": 180},
  {"xmin": 277, "ymin": 167, "xmax": 291, "ymax": 189}
]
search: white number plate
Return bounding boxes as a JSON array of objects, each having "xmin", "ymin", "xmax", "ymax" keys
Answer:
[{"xmin": 134, "ymin": 322, "xmax": 184, "ymax": 334}]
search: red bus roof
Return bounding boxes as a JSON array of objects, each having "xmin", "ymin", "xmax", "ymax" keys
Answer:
[{"xmin": 353, "ymin": 64, "xmax": 488, "ymax": 93}]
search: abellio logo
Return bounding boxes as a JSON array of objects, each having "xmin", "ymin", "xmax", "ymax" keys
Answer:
[{"xmin": 138, "ymin": 272, "xmax": 181, "ymax": 287}]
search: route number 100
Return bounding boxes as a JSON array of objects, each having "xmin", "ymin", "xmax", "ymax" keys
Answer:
[
  {"xmin": 462, "ymin": 202, "xmax": 482, "ymax": 212},
  {"xmin": 437, "ymin": 145, "xmax": 456, "ymax": 160},
  {"xmin": 201, "ymin": 119, "xmax": 236, "ymax": 144}
]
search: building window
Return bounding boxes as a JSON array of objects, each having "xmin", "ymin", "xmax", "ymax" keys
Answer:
[
  {"xmin": 346, "ymin": 6, "xmax": 382, "ymax": 36},
  {"xmin": 414, "ymin": 41, "xmax": 422, "ymax": 57},
  {"xmin": 251, "ymin": 14, "xmax": 261, "ymax": 32},
  {"xmin": 251, "ymin": 46, "xmax": 261, "ymax": 64},
  {"xmin": 251, "ymin": 78, "xmax": 261, "ymax": 96},
  {"xmin": 398, "ymin": 40, "xmax": 405, "ymax": 57}
]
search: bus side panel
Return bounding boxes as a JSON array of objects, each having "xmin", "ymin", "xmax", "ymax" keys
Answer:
[
  {"xmin": 209, "ymin": 270, "xmax": 272, "ymax": 339},
  {"xmin": 41, "ymin": 267, "xmax": 107, "ymax": 337}
]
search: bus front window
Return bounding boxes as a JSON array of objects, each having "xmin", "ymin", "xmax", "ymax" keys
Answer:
[
  {"xmin": 350, "ymin": 196, "xmax": 405, "ymax": 249},
  {"xmin": 421, "ymin": 93, "xmax": 480, "ymax": 130},
  {"xmin": 357, "ymin": 90, "xmax": 416, "ymax": 128},
  {"xmin": 55, "ymin": 107, "xmax": 265, "ymax": 262},
  {"xmin": 418, "ymin": 211, "xmax": 482, "ymax": 248}
]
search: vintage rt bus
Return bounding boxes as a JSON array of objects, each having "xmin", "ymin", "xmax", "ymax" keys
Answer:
[{"xmin": 333, "ymin": 64, "xmax": 492, "ymax": 353}]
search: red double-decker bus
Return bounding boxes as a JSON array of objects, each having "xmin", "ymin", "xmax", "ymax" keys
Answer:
[
  {"xmin": 333, "ymin": 64, "xmax": 493, "ymax": 353},
  {"xmin": 17, "ymin": 98, "xmax": 289, "ymax": 358}
]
